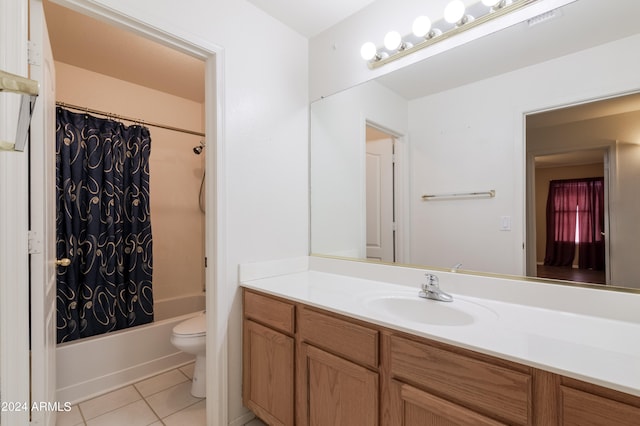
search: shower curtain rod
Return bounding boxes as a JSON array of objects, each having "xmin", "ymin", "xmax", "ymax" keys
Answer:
[{"xmin": 56, "ymin": 101, "xmax": 206, "ymax": 137}]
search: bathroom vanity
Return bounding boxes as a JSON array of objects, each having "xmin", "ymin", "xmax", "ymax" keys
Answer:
[{"xmin": 240, "ymin": 257, "xmax": 640, "ymax": 425}]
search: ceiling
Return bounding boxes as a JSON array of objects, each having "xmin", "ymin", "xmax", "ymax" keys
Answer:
[
  {"xmin": 530, "ymin": 91, "xmax": 640, "ymax": 168},
  {"xmin": 527, "ymin": 92, "xmax": 640, "ymax": 130},
  {"xmin": 246, "ymin": 0, "xmax": 376, "ymax": 38},
  {"xmin": 43, "ymin": 0, "xmax": 206, "ymax": 103},
  {"xmin": 43, "ymin": 0, "xmax": 375, "ymax": 103},
  {"xmin": 534, "ymin": 150, "xmax": 605, "ymax": 169}
]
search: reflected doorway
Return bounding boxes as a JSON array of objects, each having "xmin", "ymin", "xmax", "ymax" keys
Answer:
[
  {"xmin": 366, "ymin": 125, "xmax": 396, "ymax": 262},
  {"xmin": 531, "ymin": 152, "xmax": 607, "ymax": 285},
  {"xmin": 525, "ymin": 91, "xmax": 640, "ymax": 287}
]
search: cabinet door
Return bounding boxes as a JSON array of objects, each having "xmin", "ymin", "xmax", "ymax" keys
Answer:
[
  {"xmin": 303, "ymin": 344, "xmax": 378, "ymax": 426},
  {"xmin": 243, "ymin": 320, "xmax": 294, "ymax": 426},
  {"xmin": 390, "ymin": 380, "xmax": 506, "ymax": 426},
  {"xmin": 560, "ymin": 386, "xmax": 640, "ymax": 426}
]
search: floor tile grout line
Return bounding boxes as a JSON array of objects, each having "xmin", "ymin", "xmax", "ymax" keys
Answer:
[
  {"xmin": 177, "ymin": 367, "xmax": 192, "ymax": 380},
  {"xmin": 138, "ymin": 384, "xmax": 165, "ymax": 423},
  {"xmin": 77, "ymin": 385, "xmax": 142, "ymax": 422},
  {"xmin": 146, "ymin": 380, "xmax": 205, "ymax": 420},
  {"xmin": 134, "ymin": 372, "xmax": 190, "ymax": 399},
  {"xmin": 158, "ymin": 398, "xmax": 205, "ymax": 421},
  {"xmin": 60, "ymin": 364, "xmax": 199, "ymax": 426},
  {"xmin": 84, "ymin": 398, "xmax": 151, "ymax": 425},
  {"xmin": 133, "ymin": 384, "xmax": 164, "ymax": 425},
  {"xmin": 76, "ymin": 404, "xmax": 88, "ymax": 426}
]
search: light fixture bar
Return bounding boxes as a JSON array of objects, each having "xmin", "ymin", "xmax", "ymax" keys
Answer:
[{"xmin": 368, "ymin": 0, "xmax": 538, "ymax": 69}]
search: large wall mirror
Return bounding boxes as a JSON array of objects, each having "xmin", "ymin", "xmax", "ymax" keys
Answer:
[{"xmin": 310, "ymin": 0, "xmax": 640, "ymax": 291}]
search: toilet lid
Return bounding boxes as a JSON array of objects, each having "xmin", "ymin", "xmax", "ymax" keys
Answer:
[{"xmin": 173, "ymin": 313, "xmax": 206, "ymax": 336}]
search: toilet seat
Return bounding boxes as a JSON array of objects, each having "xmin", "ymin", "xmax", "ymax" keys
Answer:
[{"xmin": 172, "ymin": 312, "xmax": 206, "ymax": 337}]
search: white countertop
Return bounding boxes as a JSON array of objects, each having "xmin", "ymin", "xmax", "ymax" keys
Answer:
[{"xmin": 239, "ymin": 257, "xmax": 640, "ymax": 397}]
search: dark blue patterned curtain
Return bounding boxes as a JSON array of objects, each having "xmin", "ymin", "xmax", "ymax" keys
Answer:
[{"xmin": 56, "ymin": 107, "xmax": 153, "ymax": 343}]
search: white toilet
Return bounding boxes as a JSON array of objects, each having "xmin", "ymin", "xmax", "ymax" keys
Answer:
[{"xmin": 171, "ymin": 312, "xmax": 206, "ymax": 397}]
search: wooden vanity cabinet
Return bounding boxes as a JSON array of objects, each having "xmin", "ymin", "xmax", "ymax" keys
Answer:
[
  {"xmin": 243, "ymin": 289, "xmax": 640, "ymax": 426},
  {"xmin": 243, "ymin": 290, "xmax": 296, "ymax": 426},
  {"xmin": 297, "ymin": 306, "xmax": 380, "ymax": 426}
]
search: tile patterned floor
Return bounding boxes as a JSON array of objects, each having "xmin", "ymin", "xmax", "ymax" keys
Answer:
[{"xmin": 55, "ymin": 363, "xmax": 266, "ymax": 426}]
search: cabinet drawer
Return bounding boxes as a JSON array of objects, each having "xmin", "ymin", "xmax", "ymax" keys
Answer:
[
  {"xmin": 397, "ymin": 381, "xmax": 506, "ymax": 426},
  {"xmin": 299, "ymin": 307, "xmax": 378, "ymax": 368},
  {"xmin": 244, "ymin": 290, "xmax": 295, "ymax": 334},
  {"xmin": 560, "ymin": 386, "xmax": 640, "ymax": 426},
  {"xmin": 390, "ymin": 335, "xmax": 531, "ymax": 426}
]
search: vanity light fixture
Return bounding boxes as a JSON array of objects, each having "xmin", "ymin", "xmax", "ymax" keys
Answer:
[
  {"xmin": 482, "ymin": 0, "xmax": 513, "ymax": 9},
  {"xmin": 360, "ymin": 42, "xmax": 389, "ymax": 61},
  {"xmin": 384, "ymin": 31, "xmax": 413, "ymax": 52},
  {"xmin": 361, "ymin": 0, "xmax": 538, "ymax": 69},
  {"xmin": 412, "ymin": 15, "xmax": 443, "ymax": 39},
  {"xmin": 444, "ymin": 0, "xmax": 474, "ymax": 26}
]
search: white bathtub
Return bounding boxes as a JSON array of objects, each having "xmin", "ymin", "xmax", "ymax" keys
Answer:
[{"xmin": 56, "ymin": 293, "xmax": 205, "ymax": 404}]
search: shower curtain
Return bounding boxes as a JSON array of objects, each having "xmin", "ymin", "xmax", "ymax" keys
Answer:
[{"xmin": 56, "ymin": 107, "xmax": 154, "ymax": 343}]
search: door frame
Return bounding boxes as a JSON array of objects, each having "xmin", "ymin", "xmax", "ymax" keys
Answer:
[
  {"xmin": 26, "ymin": 2, "xmax": 228, "ymax": 425},
  {"xmin": 0, "ymin": 2, "xmax": 31, "ymax": 425},
  {"xmin": 525, "ymin": 144, "xmax": 614, "ymax": 285}
]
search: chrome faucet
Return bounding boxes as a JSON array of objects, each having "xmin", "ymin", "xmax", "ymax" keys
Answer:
[{"xmin": 419, "ymin": 273, "xmax": 453, "ymax": 302}]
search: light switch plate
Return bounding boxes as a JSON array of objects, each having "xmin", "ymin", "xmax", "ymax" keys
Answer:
[{"xmin": 500, "ymin": 216, "xmax": 511, "ymax": 231}]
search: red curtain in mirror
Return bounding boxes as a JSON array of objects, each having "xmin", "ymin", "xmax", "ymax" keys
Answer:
[{"xmin": 543, "ymin": 177, "xmax": 604, "ymax": 270}]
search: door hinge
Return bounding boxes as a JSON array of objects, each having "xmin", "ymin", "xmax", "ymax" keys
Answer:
[
  {"xmin": 392, "ymin": 222, "xmax": 397, "ymax": 231},
  {"xmin": 28, "ymin": 40, "xmax": 41, "ymax": 66},
  {"xmin": 28, "ymin": 230, "xmax": 43, "ymax": 254}
]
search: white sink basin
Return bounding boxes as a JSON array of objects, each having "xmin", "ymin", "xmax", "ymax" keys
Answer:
[{"xmin": 364, "ymin": 293, "xmax": 497, "ymax": 326}]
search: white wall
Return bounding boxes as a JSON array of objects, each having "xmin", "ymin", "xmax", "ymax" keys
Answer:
[
  {"xmin": 613, "ymin": 142, "xmax": 640, "ymax": 288},
  {"xmin": 3, "ymin": 0, "xmax": 309, "ymax": 424},
  {"xmin": 311, "ymin": 79, "xmax": 408, "ymax": 258}
]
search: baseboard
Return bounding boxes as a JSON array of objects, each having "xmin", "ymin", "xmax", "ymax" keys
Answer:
[{"xmin": 229, "ymin": 411, "xmax": 257, "ymax": 426}]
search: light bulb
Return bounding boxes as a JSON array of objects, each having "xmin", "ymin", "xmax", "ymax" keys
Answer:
[
  {"xmin": 412, "ymin": 16, "xmax": 432, "ymax": 38},
  {"xmin": 483, "ymin": 0, "xmax": 512, "ymax": 8},
  {"xmin": 384, "ymin": 31, "xmax": 402, "ymax": 51},
  {"xmin": 360, "ymin": 42, "xmax": 377, "ymax": 61},
  {"xmin": 444, "ymin": 0, "xmax": 466, "ymax": 24}
]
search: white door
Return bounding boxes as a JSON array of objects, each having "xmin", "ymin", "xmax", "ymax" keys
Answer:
[
  {"xmin": 366, "ymin": 138, "xmax": 394, "ymax": 262},
  {"xmin": 29, "ymin": 1, "xmax": 58, "ymax": 424}
]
